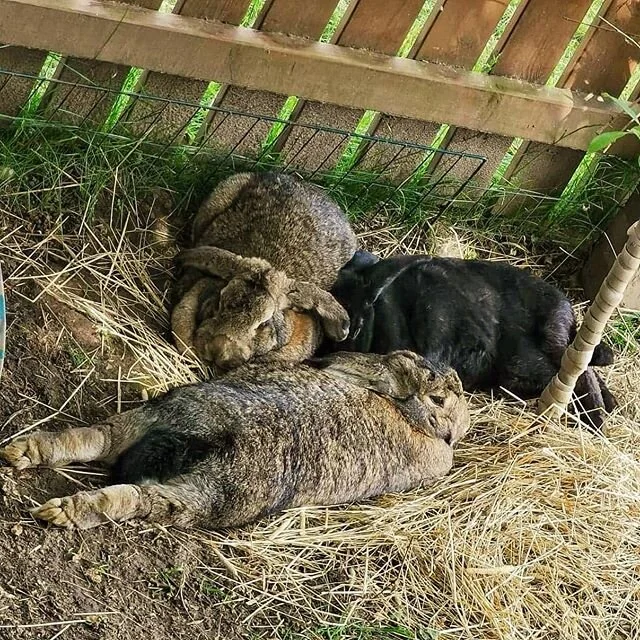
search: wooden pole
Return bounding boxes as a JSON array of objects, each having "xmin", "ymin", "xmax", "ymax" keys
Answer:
[{"xmin": 539, "ymin": 221, "xmax": 640, "ymax": 417}]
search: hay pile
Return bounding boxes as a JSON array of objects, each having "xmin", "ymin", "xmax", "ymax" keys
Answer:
[{"xmin": 1, "ymin": 192, "xmax": 639, "ymax": 639}]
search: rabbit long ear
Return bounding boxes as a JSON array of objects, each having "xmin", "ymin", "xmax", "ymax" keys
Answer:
[
  {"xmin": 171, "ymin": 278, "xmax": 211, "ymax": 355},
  {"xmin": 342, "ymin": 249, "xmax": 380, "ymax": 271},
  {"xmin": 308, "ymin": 351, "xmax": 429, "ymax": 399},
  {"xmin": 360, "ymin": 255, "xmax": 429, "ymax": 307},
  {"xmin": 177, "ymin": 246, "xmax": 271, "ymax": 281},
  {"xmin": 287, "ymin": 281, "xmax": 350, "ymax": 342},
  {"xmin": 310, "ymin": 351, "xmax": 463, "ymax": 440}
]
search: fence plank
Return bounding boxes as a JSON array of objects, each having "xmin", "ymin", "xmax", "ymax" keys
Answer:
[
  {"xmin": 0, "ymin": 45, "xmax": 48, "ymax": 117},
  {"xmin": 357, "ymin": 0, "xmax": 507, "ymax": 180},
  {"xmin": 499, "ymin": 0, "xmax": 640, "ymax": 213},
  {"xmin": 581, "ymin": 189, "xmax": 640, "ymax": 309},
  {"xmin": 124, "ymin": 0, "xmax": 253, "ymax": 141},
  {"xmin": 433, "ymin": 0, "xmax": 595, "ymax": 188},
  {"xmin": 0, "ymin": 0, "xmax": 634, "ymax": 153},
  {"xmin": 200, "ymin": 0, "xmax": 340, "ymax": 156},
  {"xmin": 39, "ymin": 0, "xmax": 162, "ymax": 127},
  {"xmin": 276, "ymin": 0, "xmax": 426, "ymax": 172}
]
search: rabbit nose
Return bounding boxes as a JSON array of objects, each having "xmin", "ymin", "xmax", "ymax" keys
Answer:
[
  {"xmin": 208, "ymin": 337, "xmax": 251, "ymax": 370},
  {"xmin": 216, "ymin": 352, "xmax": 249, "ymax": 370}
]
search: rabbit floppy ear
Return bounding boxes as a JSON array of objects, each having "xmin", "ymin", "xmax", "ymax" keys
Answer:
[
  {"xmin": 287, "ymin": 281, "xmax": 350, "ymax": 342},
  {"xmin": 359, "ymin": 255, "xmax": 429, "ymax": 307},
  {"xmin": 308, "ymin": 351, "xmax": 431, "ymax": 399},
  {"xmin": 176, "ymin": 246, "xmax": 272, "ymax": 281},
  {"xmin": 171, "ymin": 278, "xmax": 212, "ymax": 354},
  {"xmin": 331, "ymin": 255, "xmax": 427, "ymax": 341},
  {"xmin": 310, "ymin": 351, "xmax": 464, "ymax": 441}
]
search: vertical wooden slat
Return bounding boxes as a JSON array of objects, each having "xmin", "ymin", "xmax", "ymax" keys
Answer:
[
  {"xmin": 581, "ymin": 189, "xmax": 640, "ymax": 308},
  {"xmin": 199, "ymin": 0, "xmax": 340, "ymax": 155},
  {"xmin": 357, "ymin": 0, "xmax": 507, "ymax": 180},
  {"xmin": 124, "ymin": 0, "xmax": 253, "ymax": 141},
  {"xmin": 41, "ymin": 0, "xmax": 163, "ymax": 127},
  {"xmin": 433, "ymin": 0, "xmax": 595, "ymax": 186},
  {"xmin": 499, "ymin": 0, "xmax": 640, "ymax": 213},
  {"xmin": 0, "ymin": 46, "xmax": 48, "ymax": 117},
  {"xmin": 275, "ymin": 0, "xmax": 426, "ymax": 172}
]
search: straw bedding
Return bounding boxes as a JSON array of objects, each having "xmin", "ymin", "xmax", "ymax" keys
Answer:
[{"xmin": 0, "ymin": 192, "xmax": 638, "ymax": 639}]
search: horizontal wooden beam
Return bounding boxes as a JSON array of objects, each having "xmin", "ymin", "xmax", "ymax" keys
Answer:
[{"xmin": 0, "ymin": 0, "xmax": 635, "ymax": 153}]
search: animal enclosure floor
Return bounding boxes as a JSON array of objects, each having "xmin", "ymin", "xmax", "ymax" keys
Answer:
[{"xmin": 1, "ymin": 171, "xmax": 640, "ymax": 640}]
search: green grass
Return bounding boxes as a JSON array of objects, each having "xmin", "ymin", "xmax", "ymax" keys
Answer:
[
  {"xmin": 473, "ymin": 0, "xmax": 522, "ymax": 74},
  {"xmin": 546, "ymin": 0, "xmax": 609, "ymax": 87},
  {"xmin": 0, "ymin": 113, "xmax": 628, "ymax": 255},
  {"xmin": 151, "ymin": 566, "xmax": 184, "ymax": 599},
  {"xmin": 16, "ymin": 0, "xmax": 633, "ymax": 231},
  {"xmin": 104, "ymin": 67, "xmax": 145, "ymax": 131},
  {"xmin": 67, "ymin": 345, "xmax": 91, "ymax": 369},
  {"xmin": 282, "ymin": 625, "xmax": 437, "ymax": 640},
  {"xmin": 198, "ymin": 578, "xmax": 230, "ymax": 602},
  {"xmin": 397, "ymin": 1, "xmax": 437, "ymax": 58},
  {"xmin": 19, "ymin": 52, "xmax": 61, "ymax": 116},
  {"xmin": 320, "ymin": 0, "xmax": 352, "ymax": 43},
  {"xmin": 158, "ymin": 0, "xmax": 179, "ymax": 12},
  {"xmin": 607, "ymin": 312, "xmax": 640, "ymax": 355}
]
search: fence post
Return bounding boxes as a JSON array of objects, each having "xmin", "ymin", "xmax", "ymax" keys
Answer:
[{"xmin": 539, "ymin": 221, "xmax": 640, "ymax": 418}]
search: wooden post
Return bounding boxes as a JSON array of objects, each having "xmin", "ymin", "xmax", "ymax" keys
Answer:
[
  {"xmin": 582, "ymin": 192, "xmax": 640, "ymax": 311},
  {"xmin": 41, "ymin": 0, "xmax": 163, "ymax": 127},
  {"xmin": 0, "ymin": 45, "xmax": 48, "ymax": 117},
  {"xmin": 199, "ymin": 0, "xmax": 341, "ymax": 155}
]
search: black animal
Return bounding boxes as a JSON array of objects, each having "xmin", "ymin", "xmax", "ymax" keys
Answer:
[{"xmin": 323, "ymin": 250, "xmax": 617, "ymax": 429}]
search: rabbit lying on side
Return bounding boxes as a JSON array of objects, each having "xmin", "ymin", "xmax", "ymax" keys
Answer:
[
  {"xmin": 0, "ymin": 352, "xmax": 469, "ymax": 530},
  {"xmin": 323, "ymin": 251, "xmax": 617, "ymax": 429},
  {"xmin": 172, "ymin": 172, "xmax": 357, "ymax": 369}
]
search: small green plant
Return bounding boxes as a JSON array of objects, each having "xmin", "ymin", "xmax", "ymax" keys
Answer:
[
  {"xmin": 151, "ymin": 566, "xmax": 184, "ymax": 598},
  {"xmin": 67, "ymin": 346, "xmax": 91, "ymax": 368},
  {"xmin": 283, "ymin": 624, "xmax": 438, "ymax": 640},
  {"xmin": 587, "ymin": 93, "xmax": 640, "ymax": 165},
  {"xmin": 199, "ymin": 578, "xmax": 230, "ymax": 602},
  {"xmin": 606, "ymin": 311, "xmax": 640, "ymax": 354}
]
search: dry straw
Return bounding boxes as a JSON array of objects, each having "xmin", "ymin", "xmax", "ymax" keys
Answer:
[{"xmin": 1, "ymin": 199, "xmax": 639, "ymax": 639}]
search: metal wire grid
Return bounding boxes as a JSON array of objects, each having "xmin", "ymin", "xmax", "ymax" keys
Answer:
[{"xmin": 0, "ymin": 68, "xmax": 487, "ymax": 220}]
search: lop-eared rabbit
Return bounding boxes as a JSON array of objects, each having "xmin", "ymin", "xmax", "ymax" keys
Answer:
[
  {"xmin": 172, "ymin": 172, "xmax": 357, "ymax": 369},
  {"xmin": 324, "ymin": 251, "xmax": 617, "ymax": 429},
  {"xmin": 0, "ymin": 351, "xmax": 468, "ymax": 530}
]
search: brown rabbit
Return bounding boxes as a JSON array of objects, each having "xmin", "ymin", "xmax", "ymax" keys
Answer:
[
  {"xmin": 0, "ymin": 351, "xmax": 469, "ymax": 530},
  {"xmin": 172, "ymin": 172, "xmax": 357, "ymax": 369}
]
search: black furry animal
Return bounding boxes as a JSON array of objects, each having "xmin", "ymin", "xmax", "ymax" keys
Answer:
[{"xmin": 323, "ymin": 251, "xmax": 617, "ymax": 429}]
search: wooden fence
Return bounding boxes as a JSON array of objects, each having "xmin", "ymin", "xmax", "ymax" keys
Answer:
[{"xmin": 0, "ymin": 0, "xmax": 639, "ymax": 210}]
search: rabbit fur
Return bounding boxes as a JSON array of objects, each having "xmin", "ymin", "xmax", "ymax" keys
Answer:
[
  {"xmin": 323, "ymin": 250, "xmax": 617, "ymax": 429},
  {"xmin": 172, "ymin": 172, "xmax": 357, "ymax": 369},
  {"xmin": 1, "ymin": 351, "xmax": 469, "ymax": 530}
]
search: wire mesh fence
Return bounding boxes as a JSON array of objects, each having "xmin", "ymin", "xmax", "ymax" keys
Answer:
[{"xmin": 0, "ymin": 67, "xmax": 487, "ymax": 221}]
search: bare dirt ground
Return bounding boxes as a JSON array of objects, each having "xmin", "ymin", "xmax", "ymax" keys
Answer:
[{"xmin": 0, "ymin": 199, "xmax": 252, "ymax": 639}]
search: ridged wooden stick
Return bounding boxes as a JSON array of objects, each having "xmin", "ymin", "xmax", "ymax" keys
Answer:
[{"xmin": 539, "ymin": 220, "xmax": 640, "ymax": 417}]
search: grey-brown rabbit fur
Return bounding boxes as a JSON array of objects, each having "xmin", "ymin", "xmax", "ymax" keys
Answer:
[
  {"xmin": 0, "ymin": 351, "xmax": 469, "ymax": 530},
  {"xmin": 172, "ymin": 172, "xmax": 357, "ymax": 369}
]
